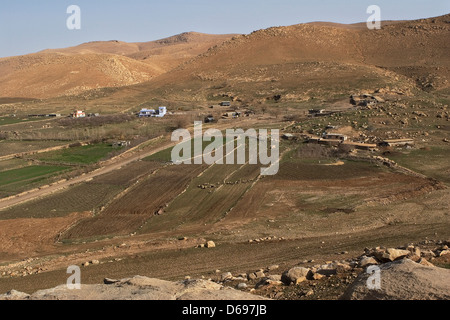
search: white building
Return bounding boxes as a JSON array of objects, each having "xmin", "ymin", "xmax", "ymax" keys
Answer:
[
  {"xmin": 139, "ymin": 108, "xmax": 156, "ymax": 117},
  {"xmin": 154, "ymin": 106, "xmax": 167, "ymax": 118},
  {"xmin": 139, "ymin": 107, "xmax": 167, "ymax": 118}
]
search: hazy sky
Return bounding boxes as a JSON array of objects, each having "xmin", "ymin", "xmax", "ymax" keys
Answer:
[{"xmin": 0, "ymin": 0, "xmax": 448, "ymax": 58}]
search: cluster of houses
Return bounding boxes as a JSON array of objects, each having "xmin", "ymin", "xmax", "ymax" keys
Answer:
[
  {"xmin": 307, "ymin": 132, "xmax": 414, "ymax": 151},
  {"xmin": 70, "ymin": 110, "xmax": 101, "ymax": 118},
  {"xmin": 138, "ymin": 107, "xmax": 167, "ymax": 118},
  {"xmin": 28, "ymin": 110, "xmax": 100, "ymax": 119}
]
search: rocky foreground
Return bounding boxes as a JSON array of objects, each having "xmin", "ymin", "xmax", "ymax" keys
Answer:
[
  {"xmin": 0, "ymin": 277, "xmax": 267, "ymax": 301},
  {"xmin": 1, "ymin": 240, "xmax": 449, "ymax": 300}
]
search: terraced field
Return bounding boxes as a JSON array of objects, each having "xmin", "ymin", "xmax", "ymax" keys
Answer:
[
  {"xmin": 139, "ymin": 163, "xmax": 261, "ymax": 235},
  {"xmin": 61, "ymin": 163, "xmax": 207, "ymax": 241},
  {"xmin": 0, "ymin": 161, "xmax": 162, "ymax": 220},
  {"xmin": 217, "ymin": 150, "xmax": 443, "ymax": 230}
]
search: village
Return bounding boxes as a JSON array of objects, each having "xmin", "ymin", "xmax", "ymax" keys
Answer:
[{"xmin": 24, "ymin": 92, "xmax": 421, "ymax": 156}]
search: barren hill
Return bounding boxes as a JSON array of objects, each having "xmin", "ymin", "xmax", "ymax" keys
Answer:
[
  {"xmin": 1, "ymin": 15, "xmax": 448, "ymax": 103},
  {"xmin": 116, "ymin": 14, "xmax": 449, "ymax": 104},
  {"xmin": 0, "ymin": 53, "xmax": 162, "ymax": 98},
  {"xmin": 0, "ymin": 32, "xmax": 235, "ymax": 99}
]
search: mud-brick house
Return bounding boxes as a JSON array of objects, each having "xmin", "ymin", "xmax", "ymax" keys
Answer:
[
  {"xmin": 323, "ymin": 133, "xmax": 348, "ymax": 141},
  {"xmin": 378, "ymin": 139, "xmax": 414, "ymax": 147}
]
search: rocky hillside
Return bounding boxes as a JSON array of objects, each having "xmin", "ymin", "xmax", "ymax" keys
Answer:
[
  {"xmin": 121, "ymin": 14, "xmax": 449, "ymax": 103},
  {"xmin": 0, "ymin": 276, "xmax": 267, "ymax": 300},
  {"xmin": 2, "ymin": 239, "xmax": 449, "ymax": 300}
]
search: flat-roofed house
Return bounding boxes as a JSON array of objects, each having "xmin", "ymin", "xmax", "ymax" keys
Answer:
[
  {"xmin": 378, "ymin": 139, "xmax": 414, "ymax": 147},
  {"xmin": 323, "ymin": 133, "xmax": 348, "ymax": 141}
]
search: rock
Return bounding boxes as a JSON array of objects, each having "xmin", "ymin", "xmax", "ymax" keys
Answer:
[
  {"xmin": 359, "ymin": 256, "xmax": 379, "ymax": 268},
  {"xmin": 205, "ymin": 241, "xmax": 216, "ymax": 248},
  {"xmin": 281, "ymin": 267, "xmax": 311, "ymax": 285},
  {"xmin": 370, "ymin": 248, "xmax": 386, "ymax": 261},
  {"xmin": 255, "ymin": 271, "xmax": 265, "ymax": 279},
  {"xmin": 0, "ymin": 290, "xmax": 30, "ymax": 300},
  {"xmin": 233, "ymin": 277, "xmax": 247, "ymax": 282},
  {"xmin": 0, "ymin": 276, "xmax": 269, "ymax": 300},
  {"xmin": 267, "ymin": 265, "xmax": 279, "ymax": 271},
  {"xmin": 267, "ymin": 275, "xmax": 282, "ymax": 282},
  {"xmin": 255, "ymin": 278, "xmax": 283, "ymax": 289},
  {"xmin": 417, "ymin": 258, "xmax": 434, "ymax": 267},
  {"xmin": 382, "ymin": 248, "xmax": 411, "ymax": 261},
  {"xmin": 342, "ymin": 259, "xmax": 450, "ymax": 300},
  {"xmin": 439, "ymin": 249, "xmax": 450, "ymax": 257},
  {"xmin": 220, "ymin": 272, "xmax": 233, "ymax": 282},
  {"xmin": 407, "ymin": 248, "xmax": 421, "ymax": 261},
  {"xmin": 305, "ymin": 289, "xmax": 314, "ymax": 297},
  {"xmin": 90, "ymin": 260, "xmax": 100, "ymax": 265},
  {"xmin": 316, "ymin": 263, "xmax": 338, "ymax": 276},
  {"xmin": 104, "ymin": 278, "xmax": 120, "ymax": 284},
  {"xmin": 236, "ymin": 283, "xmax": 248, "ymax": 290},
  {"xmin": 421, "ymin": 250, "xmax": 436, "ymax": 259},
  {"xmin": 309, "ymin": 271, "xmax": 324, "ymax": 280},
  {"xmin": 247, "ymin": 273, "xmax": 257, "ymax": 281},
  {"xmin": 336, "ymin": 263, "xmax": 352, "ymax": 274}
]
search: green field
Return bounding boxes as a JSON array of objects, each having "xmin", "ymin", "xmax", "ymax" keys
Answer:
[
  {"xmin": 386, "ymin": 147, "xmax": 450, "ymax": 185},
  {"xmin": 0, "ymin": 117, "xmax": 42, "ymax": 127},
  {"xmin": 36, "ymin": 143, "xmax": 118, "ymax": 165},
  {"xmin": 0, "ymin": 161, "xmax": 162, "ymax": 220},
  {"xmin": 0, "ymin": 165, "xmax": 69, "ymax": 198}
]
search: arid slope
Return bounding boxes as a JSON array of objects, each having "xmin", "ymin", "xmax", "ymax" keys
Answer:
[{"xmin": 0, "ymin": 33, "xmax": 235, "ymax": 99}]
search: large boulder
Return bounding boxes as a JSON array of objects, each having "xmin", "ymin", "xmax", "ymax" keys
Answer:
[
  {"xmin": 382, "ymin": 248, "xmax": 411, "ymax": 261},
  {"xmin": 220, "ymin": 272, "xmax": 233, "ymax": 282},
  {"xmin": 281, "ymin": 267, "xmax": 311, "ymax": 285},
  {"xmin": 341, "ymin": 259, "xmax": 450, "ymax": 300},
  {"xmin": 205, "ymin": 241, "xmax": 216, "ymax": 248},
  {"xmin": 0, "ymin": 276, "xmax": 269, "ymax": 300},
  {"xmin": 0, "ymin": 290, "xmax": 30, "ymax": 300},
  {"xmin": 359, "ymin": 256, "xmax": 379, "ymax": 268}
]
